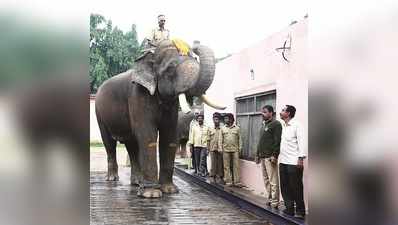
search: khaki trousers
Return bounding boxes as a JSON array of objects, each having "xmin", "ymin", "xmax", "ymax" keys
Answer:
[
  {"xmin": 261, "ymin": 157, "xmax": 280, "ymax": 206},
  {"xmin": 223, "ymin": 152, "xmax": 240, "ymax": 184}
]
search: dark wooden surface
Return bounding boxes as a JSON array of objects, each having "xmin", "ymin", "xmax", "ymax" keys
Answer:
[
  {"xmin": 175, "ymin": 166, "xmax": 306, "ymax": 225},
  {"xmin": 90, "ymin": 168, "xmax": 271, "ymax": 225}
]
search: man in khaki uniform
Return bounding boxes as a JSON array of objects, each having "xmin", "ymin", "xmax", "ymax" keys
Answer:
[
  {"xmin": 145, "ymin": 14, "xmax": 170, "ymax": 47},
  {"xmin": 208, "ymin": 112, "xmax": 224, "ymax": 184},
  {"xmin": 188, "ymin": 114, "xmax": 210, "ymax": 176},
  {"xmin": 220, "ymin": 113, "xmax": 243, "ymax": 186}
]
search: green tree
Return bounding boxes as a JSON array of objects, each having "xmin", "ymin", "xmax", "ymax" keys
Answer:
[{"xmin": 89, "ymin": 13, "xmax": 142, "ymax": 93}]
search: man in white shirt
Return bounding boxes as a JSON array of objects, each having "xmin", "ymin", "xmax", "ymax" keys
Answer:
[
  {"xmin": 188, "ymin": 110, "xmax": 200, "ymax": 171},
  {"xmin": 188, "ymin": 114, "xmax": 210, "ymax": 176},
  {"xmin": 279, "ymin": 105, "xmax": 306, "ymax": 219}
]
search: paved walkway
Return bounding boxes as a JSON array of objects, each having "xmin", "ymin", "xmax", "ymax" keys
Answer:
[{"xmin": 90, "ymin": 149, "xmax": 271, "ymax": 225}]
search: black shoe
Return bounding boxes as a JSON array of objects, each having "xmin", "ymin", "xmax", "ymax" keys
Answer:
[
  {"xmin": 208, "ymin": 177, "xmax": 216, "ymax": 183},
  {"xmin": 216, "ymin": 177, "xmax": 225, "ymax": 185},
  {"xmin": 271, "ymin": 204, "xmax": 279, "ymax": 209},
  {"xmin": 282, "ymin": 209, "xmax": 294, "ymax": 216},
  {"xmin": 295, "ymin": 213, "xmax": 305, "ymax": 220},
  {"xmin": 234, "ymin": 182, "xmax": 243, "ymax": 188}
]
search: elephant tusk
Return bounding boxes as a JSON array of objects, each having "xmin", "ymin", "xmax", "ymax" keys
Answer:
[
  {"xmin": 200, "ymin": 95, "xmax": 227, "ymax": 110},
  {"xmin": 178, "ymin": 93, "xmax": 192, "ymax": 114}
]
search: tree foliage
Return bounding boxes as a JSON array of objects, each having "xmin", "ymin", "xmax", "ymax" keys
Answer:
[{"xmin": 90, "ymin": 14, "xmax": 141, "ymax": 93}]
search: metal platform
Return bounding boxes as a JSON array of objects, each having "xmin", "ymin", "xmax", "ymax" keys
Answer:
[
  {"xmin": 90, "ymin": 150, "xmax": 306, "ymax": 225},
  {"xmin": 174, "ymin": 164, "xmax": 306, "ymax": 225},
  {"xmin": 91, "ymin": 168, "xmax": 271, "ymax": 225}
]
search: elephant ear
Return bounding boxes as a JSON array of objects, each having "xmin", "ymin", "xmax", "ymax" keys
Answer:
[{"xmin": 131, "ymin": 63, "xmax": 157, "ymax": 95}]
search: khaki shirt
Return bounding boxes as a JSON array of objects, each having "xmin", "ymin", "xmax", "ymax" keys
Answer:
[
  {"xmin": 221, "ymin": 125, "xmax": 243, "ymax": 152},
  {"xmin": 209, "ymin": 126, "xmax": 222, "ymax": 152},
  {"xmin": 147, "ymin": 28, "xmax": 170, "ymax": 46},
  {"xmin": 188, "ymin": 123, "xmax": 210, "ymax": 148}
]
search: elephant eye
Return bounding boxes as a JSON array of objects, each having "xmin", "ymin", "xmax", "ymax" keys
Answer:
[
  {"xmin": 166, "ymin": 63, "xmax": 177, "ymax": 74},
  {"xmin": 170, "ymin": 61, "xmax": 178, "ymax": 68},
  {"xmin": 166, "ymin": 69, "xmax": 176, "ymax": 77}
]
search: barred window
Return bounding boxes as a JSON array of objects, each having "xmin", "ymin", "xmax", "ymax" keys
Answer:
[{"xmin": 236, "ymin": 91, "xmax": 276, "ymax": 161}]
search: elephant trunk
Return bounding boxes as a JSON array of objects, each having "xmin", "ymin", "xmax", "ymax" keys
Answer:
[
  {"xmin": 187, "ymin": 45, "xmax": 216, "ymax": 96},
  {"xmin": 176, "ymin": 44, "xmax": 226, "ymax": 111}
]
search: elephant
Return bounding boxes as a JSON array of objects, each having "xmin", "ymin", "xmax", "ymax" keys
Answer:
[
  {"xmin": 95, "ymin": 39, "xmax": 226, "ymax": 198},
  {"xmin": 176, "ymin": 110, "xmax": 195, "ymax": 158}
]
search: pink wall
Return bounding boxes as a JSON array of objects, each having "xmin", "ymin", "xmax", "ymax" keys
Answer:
[{"xmin": 204, "ymin": 18, "xmax": 308, "ymax": 205}]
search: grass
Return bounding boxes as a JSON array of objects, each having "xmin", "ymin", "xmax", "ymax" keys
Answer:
[
  {"xmin": 90, "ymin": 141, "xmax": 126, "ymax": 149},
  {"xmin": 90, "ymin": 141, "xmax": 104, "ymax": 147}
]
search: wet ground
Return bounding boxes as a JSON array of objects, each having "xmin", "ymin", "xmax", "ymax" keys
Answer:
[{"xmin": 90, "ymin": 148, "xmax": 270, "ymax": 225}]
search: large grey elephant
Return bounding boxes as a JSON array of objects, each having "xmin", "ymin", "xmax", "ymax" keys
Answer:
[{"xmin": 95, "ymin": 40, "xmax": 225, "ymax": 198}]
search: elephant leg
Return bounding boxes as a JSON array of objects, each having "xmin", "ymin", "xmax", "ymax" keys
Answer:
[
  {"xmin": 98, "ymin": 123, "xmax": 118, "ymax": 181},
  {"xmin": 135, "ymin": 127, "xmax": 162, "ymax": 198},
  {"xmin": 181, "ymin": 140, "xmax": 187, "ymax": 158},
  {"xmin": 124, "ymin": 139, "xmax": 141, "ymax": 186},
  {"xmin": 159, "ymin": 112, "xmax": 179, "ymax": 194}
]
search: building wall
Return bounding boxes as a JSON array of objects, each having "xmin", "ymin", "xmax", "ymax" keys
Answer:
[
  {"xmin": 90, "ymin": 99, "xmax": 102, "ymax": 142},
  {"xmin": 204, "ymin": 18, "xmax": 308, "ymax": 203}
]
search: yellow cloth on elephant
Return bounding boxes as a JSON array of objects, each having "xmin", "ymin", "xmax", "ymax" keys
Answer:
[{"xmin": 172, "ymin": 38, "xmax": 191, "ymax": 56}]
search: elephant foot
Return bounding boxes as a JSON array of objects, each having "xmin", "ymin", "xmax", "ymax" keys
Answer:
[
  {"xmin": 106, "ymin": 169, "xmax": 119, "ymax": 181},
  {"xmin": 137, "ymin": 188, "xmax": 162, "ymax": 198},
  {"xmin": 130, "ymin": 175, "xmax": 140, "ymax": 186},
  {"xmin": 161, "ymin": 183, "xmax": 179, "ymax": 194},
  {"xmin": 130, "ymin": 167, "xmax": 143, "ymax": 186}
]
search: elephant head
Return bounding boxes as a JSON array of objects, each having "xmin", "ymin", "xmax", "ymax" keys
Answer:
[{"xmin": 131, "ymin": 40, "xmax": 226, "ymax": 113}]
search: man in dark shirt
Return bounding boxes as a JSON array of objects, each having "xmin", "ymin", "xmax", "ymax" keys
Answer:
[{"xmin": 256, "ymin": 105, "xmax": 282, "ymax": 208}]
